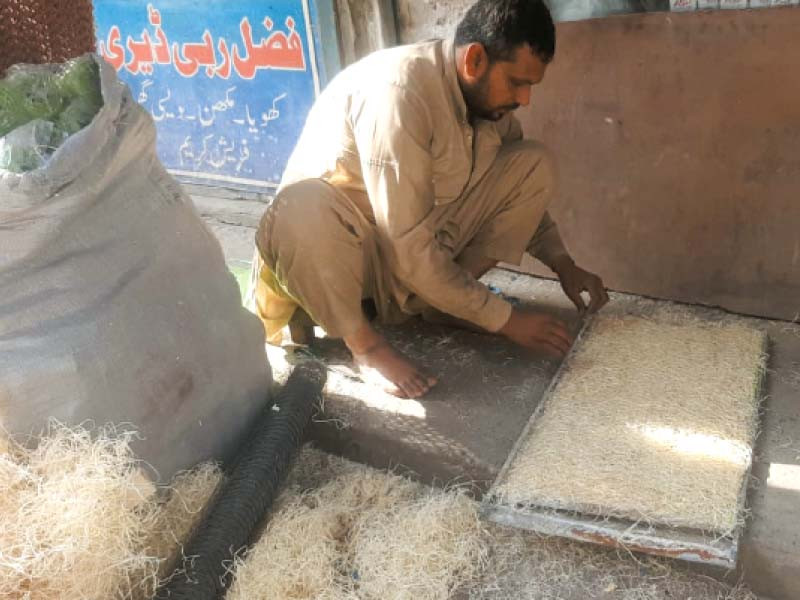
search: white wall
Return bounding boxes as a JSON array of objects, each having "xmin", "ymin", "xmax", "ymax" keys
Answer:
[{"xmin": 394, "ymin": 0, "xmax": 465, "ymax": 43}]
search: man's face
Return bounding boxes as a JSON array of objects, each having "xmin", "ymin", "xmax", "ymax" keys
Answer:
[{"xmin": 463, "ymin": 44, "xmax": 548, "ymax": 122}]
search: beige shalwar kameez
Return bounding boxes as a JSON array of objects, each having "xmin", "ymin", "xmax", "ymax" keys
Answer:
[{"xmin": 252, "ymin": 39, "xmax": 569, "ymax": 344}]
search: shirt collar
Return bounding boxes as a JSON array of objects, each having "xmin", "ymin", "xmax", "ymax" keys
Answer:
[{"xmin": 442, "ymin": 38, "xmax": 468, "ymax": 125}]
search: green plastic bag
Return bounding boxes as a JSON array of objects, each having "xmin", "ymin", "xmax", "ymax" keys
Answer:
[{"xmin": 0, "ymin": 55, "xmax": 102, "ymax": 172}]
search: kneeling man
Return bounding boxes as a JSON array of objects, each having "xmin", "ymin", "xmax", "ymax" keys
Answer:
[{"xmin": 253, "ymin": 0, "xmax": 608, "ymax": 398}]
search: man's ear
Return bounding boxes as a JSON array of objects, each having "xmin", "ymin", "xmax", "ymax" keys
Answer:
[{"xmin": 463, "ymin": 43, "xmax": 489, "ymax": 83}]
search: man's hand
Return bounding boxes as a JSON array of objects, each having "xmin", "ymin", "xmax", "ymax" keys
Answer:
[
  {"xmin": 551, "ymin": 257, "xmax": 609, "ymax": 315},
  {"xmin": 499, "ymin": 309, "xmax": 573, "ymax": 358}
]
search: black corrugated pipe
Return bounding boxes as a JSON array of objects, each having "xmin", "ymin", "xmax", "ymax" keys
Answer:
[{"xmin": 155, "ymin": 360, "xmax": 327, "ymax": 600}]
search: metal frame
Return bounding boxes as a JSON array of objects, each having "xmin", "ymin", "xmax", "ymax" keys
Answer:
[
  {"xmin": 481, "ymin": 318, "xmax": 768, "ymax": 569},
  {"xmin": 482, "ymin": 502, "xmax": 739, "ymax": 568}
]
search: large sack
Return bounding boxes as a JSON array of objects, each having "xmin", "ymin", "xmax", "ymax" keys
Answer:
[{"xmin": 0, "ymin": 55, "xmax": 271, "ymax": 481}]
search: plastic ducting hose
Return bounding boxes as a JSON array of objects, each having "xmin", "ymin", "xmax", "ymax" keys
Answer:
[{"xmin": 155, "ymin": 360, "xmax": 327, "ymax": 599}]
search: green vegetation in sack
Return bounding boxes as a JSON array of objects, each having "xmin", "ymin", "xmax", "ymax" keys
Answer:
[
  {"xmin": 0, "ymin": 119, "xmax": 55, "ymax": 172},
  {"xmin": 0, "ymin": 56, "xmax": 102, "ymax": 172}
]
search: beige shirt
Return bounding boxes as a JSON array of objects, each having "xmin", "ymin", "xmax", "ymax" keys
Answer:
[{"xmin": 280, "ymin": 39, "xmax": 567, "ymax": 333}]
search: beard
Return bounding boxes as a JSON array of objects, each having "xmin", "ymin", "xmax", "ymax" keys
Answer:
[{"xmin": 461, "ymin": 74, "xmax": 519, "ymax": 122}]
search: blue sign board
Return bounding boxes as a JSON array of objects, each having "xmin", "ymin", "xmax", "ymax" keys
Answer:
[{"xmin": 94, "ymin": 0, "xmax": 325, "ymax": 191}]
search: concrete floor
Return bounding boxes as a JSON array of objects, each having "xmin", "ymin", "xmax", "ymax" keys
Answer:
[
  {"xmin": 199, "ymin": 194, "xmax": 798, "ymax": 600},
  {"xmin": 261, "ymin": 269, "xmax": 799, "ymax": 600}
]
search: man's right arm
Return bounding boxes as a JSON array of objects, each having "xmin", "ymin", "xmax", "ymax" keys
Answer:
[
  {"xmin": 351, "ymin": 83, "xmax": 512, "ymax": 333},
  {"xmin": 351, "ymin": 83, "xmax": 573, "ymax": 356}
]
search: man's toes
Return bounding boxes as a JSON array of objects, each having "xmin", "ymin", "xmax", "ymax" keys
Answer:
[
  {"xmin": 409, "ymin": 373, "xmax": 434, "ymax": 397},
  {"xmin": 383, "ymin": 379, "xmax": 413, "ymax": 398},
  {"xmin": 415, "ymin": 377, "xmax": 431, "ymax": 394},
  {"xmin": 395, "ymin": 386, "xmax": 413, "ymax": 399},
  {"xmin": 404, "ymin": 379, "xmax": 425, "ymax": 398},
  {"xmin": 383, "ymin": 377, "xmax": 409, "ymax": 398},
  {"xmin": 387, "ymin": 383, "xmax": 409, "ymax": 398},
  {"xmin": 416, "ymin": 372, "xmax": 437, "ymax": 391}
]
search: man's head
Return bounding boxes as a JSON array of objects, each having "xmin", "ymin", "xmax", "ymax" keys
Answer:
[{"xmin": 454, "ymin": 0, "xmax": 555, "ymax": 121}]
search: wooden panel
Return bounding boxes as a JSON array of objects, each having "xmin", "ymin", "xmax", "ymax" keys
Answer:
[{"xmin": 516, "ymin": 8, "xmax": 800, "ymax": 321}]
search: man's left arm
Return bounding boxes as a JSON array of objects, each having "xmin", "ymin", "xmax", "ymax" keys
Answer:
[
  {"xmin": 527, "ymin": 189, "xmax": 609, "ymax": 314},
  {"xmin": 500, "ymin": 115, "xmax": 609, "ymax": 314}
]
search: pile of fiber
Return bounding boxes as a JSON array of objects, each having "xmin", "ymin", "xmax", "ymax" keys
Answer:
[
  {"xmin": 494, "ymin": 313, "xmax": 767, "ymax": 536},
  {"xmin": 227, "ymin": 448, "xmax": 758, "ymax": 600},
  {"xmin": 226, "ymin": 449, "xmax": 487, "ymax": 600},
  {"xmin": 0, "ymin": 425, "xmax": 759, "ymax": 599},
  {"xmin": 0, "ymin": 424, "xmax": 221, "ymax": 600}
]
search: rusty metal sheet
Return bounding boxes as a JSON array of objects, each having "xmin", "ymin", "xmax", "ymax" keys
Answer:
[{"xmin": 481, "ymin": 501, "xmax": 738, "ymax": 569}]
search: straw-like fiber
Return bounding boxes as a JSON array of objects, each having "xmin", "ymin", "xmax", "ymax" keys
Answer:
[
  {"xmin": 0, "ymin": 426, "xmax": 760, "ymax": 599},
  {"xmin": 135, "ymin": 462, "xmax": 223, "ymax": 597},
  {"xmin": 226, "ymin": 452, "xmax": 488, "ymax": 600},
  {"xmin": 471, "ymin": 525, "xmax": 758, "ymax": 600},
  {"xmin": 495, "ymin": 314, "xmax": 766, "ymax": 535},
  {"xmin": 226, "ymin": 447, "xmax": 758, "ymax": 599},
  {"xmin": 0, "ymin": 423, "xmax": 222, "ymax": 600},
  {"xmin": 0, "ymin": 424, "xmax": 160, "ymax": 600},
  {"xmin": 351, "ymin": 489, "xmax": 489, "ymax": 600}
]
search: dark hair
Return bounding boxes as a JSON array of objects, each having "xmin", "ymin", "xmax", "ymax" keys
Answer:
[{"xmin": 454, "ymin": 0, "xmax": 556, "ymax": 64}]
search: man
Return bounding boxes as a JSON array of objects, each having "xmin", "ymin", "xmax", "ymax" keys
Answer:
[{"xmin": 253, "ymin": 0, "xmax": 608, "ymax": 398}]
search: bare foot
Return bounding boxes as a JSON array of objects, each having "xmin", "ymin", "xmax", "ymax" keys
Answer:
[
  {"xmin": 345, "ymin": 322, "xmax": 437, "ymax": 398},
  {"xmin": 353, "ymin": 341, "xmax": 437, "ymax": 398}
]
